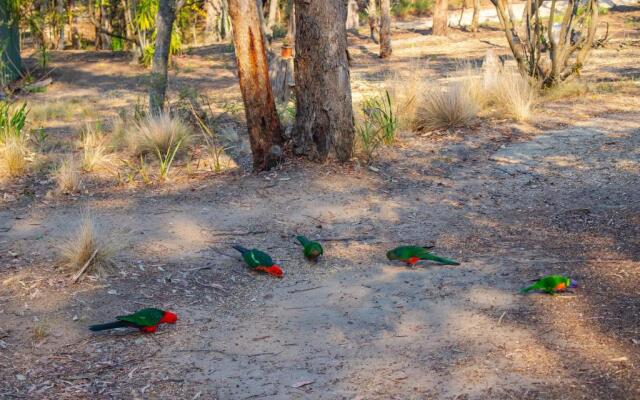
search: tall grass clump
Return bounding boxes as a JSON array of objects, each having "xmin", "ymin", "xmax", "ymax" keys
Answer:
[
  {"xmin": 58, "ymin": 213, "xmax": 114, "ymax": 277},
  {"xmin": 354, "ymin": 91, "xmax": 398, "ymax": 163},
  {"xmin": 485, "ymin": 67, "xmax": 536, "ymax": 122},
  {"xmin": 54, "ymin": 156, "xmax": 82, "ymax": 194},
  {"xmin": 384, "ymin": 63, "xmax": 430, "ymax": 131},
  {"xmin": 127, "ymin": 113, "xmax": 191, "ymax": 156},
  {"xmin": 415, "ymin": 81, "xmax": 480, "ymax": 131},
  {"xmin": 77, "ymin": 124, "xmax": 114, "ymax": 172},
  {"xmin": 0, "ymin": 102, "xmax": 31, "ymax": 177}
]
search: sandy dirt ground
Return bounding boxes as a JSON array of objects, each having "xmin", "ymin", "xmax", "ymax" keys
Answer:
[{"xmin": 1, "ymin": 6, "xmax": 640, "ymax": 400}]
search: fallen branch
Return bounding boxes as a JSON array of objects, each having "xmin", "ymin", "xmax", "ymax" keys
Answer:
[
  {"xmin": 288, "ymin": 286, "xmax": 323, "ymax": 294},
  {"xmin": 72, "ymin": 249, "xmax": 99, "ymax": 283}
]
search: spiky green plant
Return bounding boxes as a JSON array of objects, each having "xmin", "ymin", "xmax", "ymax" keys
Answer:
[{"xmin": 361, "ymin": 91, "xmax": 397, "ymax": 145}]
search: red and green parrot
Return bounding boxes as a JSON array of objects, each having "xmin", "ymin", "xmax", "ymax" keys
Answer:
[
  {"xmin": 232, "ymin": 245, "xmax": 283, "ymax": 278},
  {"xmin": 386, "ymin": 245, "xmax": 460, "ymax": 266},
  {"xmin": 296, "ymin": 235, "xmax": 323, "ymax": 261},
  {"xmin": 89, "ymin": 308, "xmax": 178, "ymax": 333},
  {"xmin": 520, "ymin": 275, "xmax": 578, "ymax": 295}
]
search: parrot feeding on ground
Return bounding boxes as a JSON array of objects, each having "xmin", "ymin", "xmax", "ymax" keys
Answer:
[
  {"xmin": 386, "ymin": 245, "xmax": 460, "ymax": 266},
  {"xmin": 520, "ymin": 275, "xmax": 577, "ymax": 295},
  {"xmin": 232, "ymin": 245, "xmax": 284, "ymax": 278},
  {"xmin": 89, "ymin": 308, "xmax": 178, "ymax": 333},
  {"xmin": 296, "ymin": 235, "xmax": 323, "ymax": 261}
]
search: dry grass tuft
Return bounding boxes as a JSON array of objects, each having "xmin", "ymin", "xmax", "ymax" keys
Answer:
[
  {"xmin": 0, "ymin": 136, "xmax": 31, "ymax": 177},
  {"xmin": 29, "ymin": 99, "xmax": 96, "ymax": 123},
  {"xmin": 54, "ymin": 156, "xmax": 82, "ymax": 194},
  {"xmin": 485, "ymin": 67, "xmax": 536, "ymax": 122},
  {"xmin": 32, "ymin": 323, "xmax": 49, "ymax": 343},
  {"xmin": 543, "ymin": 79, "xmax": 590, "ymax": 101},
  {"xmin": 415, "ymin": 81, "xmax": 480, "ymax": 131},
  {"xmin": 58, "ymin": 214, "xmax": 114, "ymax": 277},
  {"xmin": 77, "ymin": 125, "xmax": 115, "ymax": 172},
  {"xmin": 383, "ymin": 61, "xmax": 430, "ymax": 130},
  {"xmin": 126, "ymin": 113, "xmax": 191, "ymax": 156}
]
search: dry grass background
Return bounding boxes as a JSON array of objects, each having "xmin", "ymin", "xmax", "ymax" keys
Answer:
[{"xmin": 58, "ymin": 213, "xmax": 115, "ymax": 278}]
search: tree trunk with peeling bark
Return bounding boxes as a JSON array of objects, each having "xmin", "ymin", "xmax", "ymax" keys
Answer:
[
  {"xmin": 267, "ymin": 0, "xmax": 278, "ymax": 32},
  {"xmin": 293, "ymin": 0, "xmax": 354, "ymax": 162},
  {"xmin": 149, "ymin": 0, "xmax": 177, "ymax": 114},
  {"xmin": 433, "ymin": 0, "xmax": 448, "ymax": 36},
  {"xmin": 379, "ymin": 0, "xmax": 391, "ymax": 58},
  {"xmin": 228, "ymin": 0, "xmax": 283, "ymax": 171}
]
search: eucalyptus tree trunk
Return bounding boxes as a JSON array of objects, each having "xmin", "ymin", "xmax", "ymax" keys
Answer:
[
  {"xmin": 267, "ymin": 0, "xmax": 278, "ymax": 30},
  {"xmin": 228, "ymin": 0, "xmax": 283, "ymax": 171},
  {"xmin": 367, "ymin": 0, "xmax": 378, "ymax": 43},
  {"xmin": 379, "ymin": 0, "xmax": 391, "ymax": 58},
  {"xmin": 346, "ymin": 0, "xmax": 359, "ymax": 31},
  {"xmin": 471, "ymin": 0, "xmax": 480, "ymax": 32},
  {"xmin": 0, "ymin": 0, "xmax": 22, "ymax": 83},
  {"xmin": 149, "ymin": 0, "xmax": 177, "ymax": 115},
  {"xmin": 286, "ymin": 0, "xmax": 295, "ymax": 42},
  {"xmin": 99, "ymin": 1, "xmax": 112, "ymax": 48},
  {"xmin": 69, "ymin": 0, "xmax": 81, "ymax": 48},
  {"xmin": 57, "ymin": 0, "xmax": 65, "ymax": 49},
  {"xmin": 433, "ymin": 0, "xmax": 449, "ymax": 35},
  {"xmin": 293, "ymin": 0, "xmax": 354, "ymax": 162}
]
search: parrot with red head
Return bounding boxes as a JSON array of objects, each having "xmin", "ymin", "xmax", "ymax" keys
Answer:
[
  {"xmin": 232, "ymin": 245, "xmax": 283, "ymax": 278},
  {"xmin": 89, "ymin": 308, "xmax": 178, "ymax": 333}
]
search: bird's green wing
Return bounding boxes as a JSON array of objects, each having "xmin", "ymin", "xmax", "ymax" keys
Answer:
[
  {"xmin": 244, "ymin": 249, "xmax": 274, "ymax": 268},
  {"xmin": 117, "ymin": 308, "xmax": 164, "ymax": 327}
]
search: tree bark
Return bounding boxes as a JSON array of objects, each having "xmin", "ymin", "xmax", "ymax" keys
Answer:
[
  {"xmin": 367, "ymin": 0, "xmax": 378, "ymax": 43},
  {"xmin": 346, "ymin": 0, "xmax": 359, "ymax": 31},
  {"xmin": 293, "ymin": 0, "xmax": 354, "ymax": 162},
  {"xmin": 99, "ymin": 1, "xmax": 112, "ymax": 49},
  {"xmin": 149, "ymin": 0, "xmax": 177, "ymax": 115},
  {"xmin": 286, "ymin": 0, "xmax": 295, "ymax": 42},
  {"xmin": 379, "ymin": 0, "xmax": 391, "ymax": 58},
  {"xmin": 471, "ymin": 0, "xmax": 480, "ymax": 32},
  {"xmin": 267, "ymin": 0, "xmax": 278, "ymax": 29},
  {"xmin": 68, "ymin": 0, "xmax": 81, "ymax": 48},
  {"xmin": 433, "ymin": 0, "xmax": 449, "ymax": 36},
  {"xmin": 57, "ymin": 0, "xmax": 65, "ymax": 49},
  {"xmin": 0, "ymin": 0, "xmax": 22, "ymax": 82},
  {"xmin": 228, "ymin": 0, "xmax": 283, "ymax": 171}
]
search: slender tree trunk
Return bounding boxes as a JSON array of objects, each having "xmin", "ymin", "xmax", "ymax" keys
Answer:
[
  {"xmin": 57, "ymin": 0, "xmax": 65, "ymax": 49},
  {"xmin": 267, "ymin": 0, "xmax": 278, "ymax": 30},
  {"xmin": 471, "ymin": 0, "xmax": 480, "ymax": 32},
  {"xmin": 101, "ymin": 2, "xmax": 112, "ymax": 49},
  {"xmin": 0, "ymin": 0, "xmax": 23, "ymax": 82},
  {"xmin": 293, "ymin": 0, "xmax": 354, "ymax": 162},
  {"xmin": 379, "ymin": 0, "xmax": 392, "ymax": 58},
  {"xmin": 433, "ymin": 0, "xmax": 449, "ymax": 36},
  {"xmin": 346, "ymin": 0, "xmax": 359, "ymax": 31},
  {"xmin": 149, "ymin": 0, "xmax": 177, "ymax": 115},
  {"xmin": 286, "ymin": 0, "xmax": 295, "ymax": 42},
  {"xmin": 228, "ymin": 0, "xmax": 283, "ymax": 171},
  {"xmin": 68, "ymin": 0, "xmax": 81, "ymax": 48},
  {"xmin": 367, "ymin": 0, "xmax": 378, "ymax": 43}
]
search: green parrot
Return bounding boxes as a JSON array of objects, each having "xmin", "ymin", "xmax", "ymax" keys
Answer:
[
  {"xmin": 386, "ymin": 245, "xmax": 460, "ymax": 266},
  {"xmin": 232, "ymin": 245, "xmax": 283, "ymax": 278},
  {"xmin": 89, "ymin": 308, "xmax": 178, "ymax": 333},
  {"xmin": 520, "ymin": 275, "xmax": 578, "ymax": 295},
  {"xmin": 296, "ymin": 235, "xmax": 323, "ymax": 261}
]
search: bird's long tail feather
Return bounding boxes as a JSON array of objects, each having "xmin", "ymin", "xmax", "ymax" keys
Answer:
[
  {"xmin": 425, "ymin": 253, "xmax": 460, "ymax": 265},
  {"xmin": 89, "ymin": 321, "xmax": 129, "ymax": 331},
  {"xmin": 232, "ymin": 245, "xmax": 250, "ymax": 254},
  {"xmin": 520, "ymin": 284, "xmax": 536, "ymax": 293},
  {"xmin": 296, "ymin": 236, "xmax": 309, "ymax": 246}
]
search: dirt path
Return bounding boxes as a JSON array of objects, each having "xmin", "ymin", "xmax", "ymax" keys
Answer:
[{"xmin": 1, "ymin": 9, "xmax": 640, "ymax": 400}]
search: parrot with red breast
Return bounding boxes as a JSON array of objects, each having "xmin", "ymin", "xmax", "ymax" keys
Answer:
[
  {"xmin": 520, "ymin": 275, "xmax": 577, "ymax": 295},
  {"xmin": 386, "ymin": 245, "xmax": 460, "ymax": 266}
]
